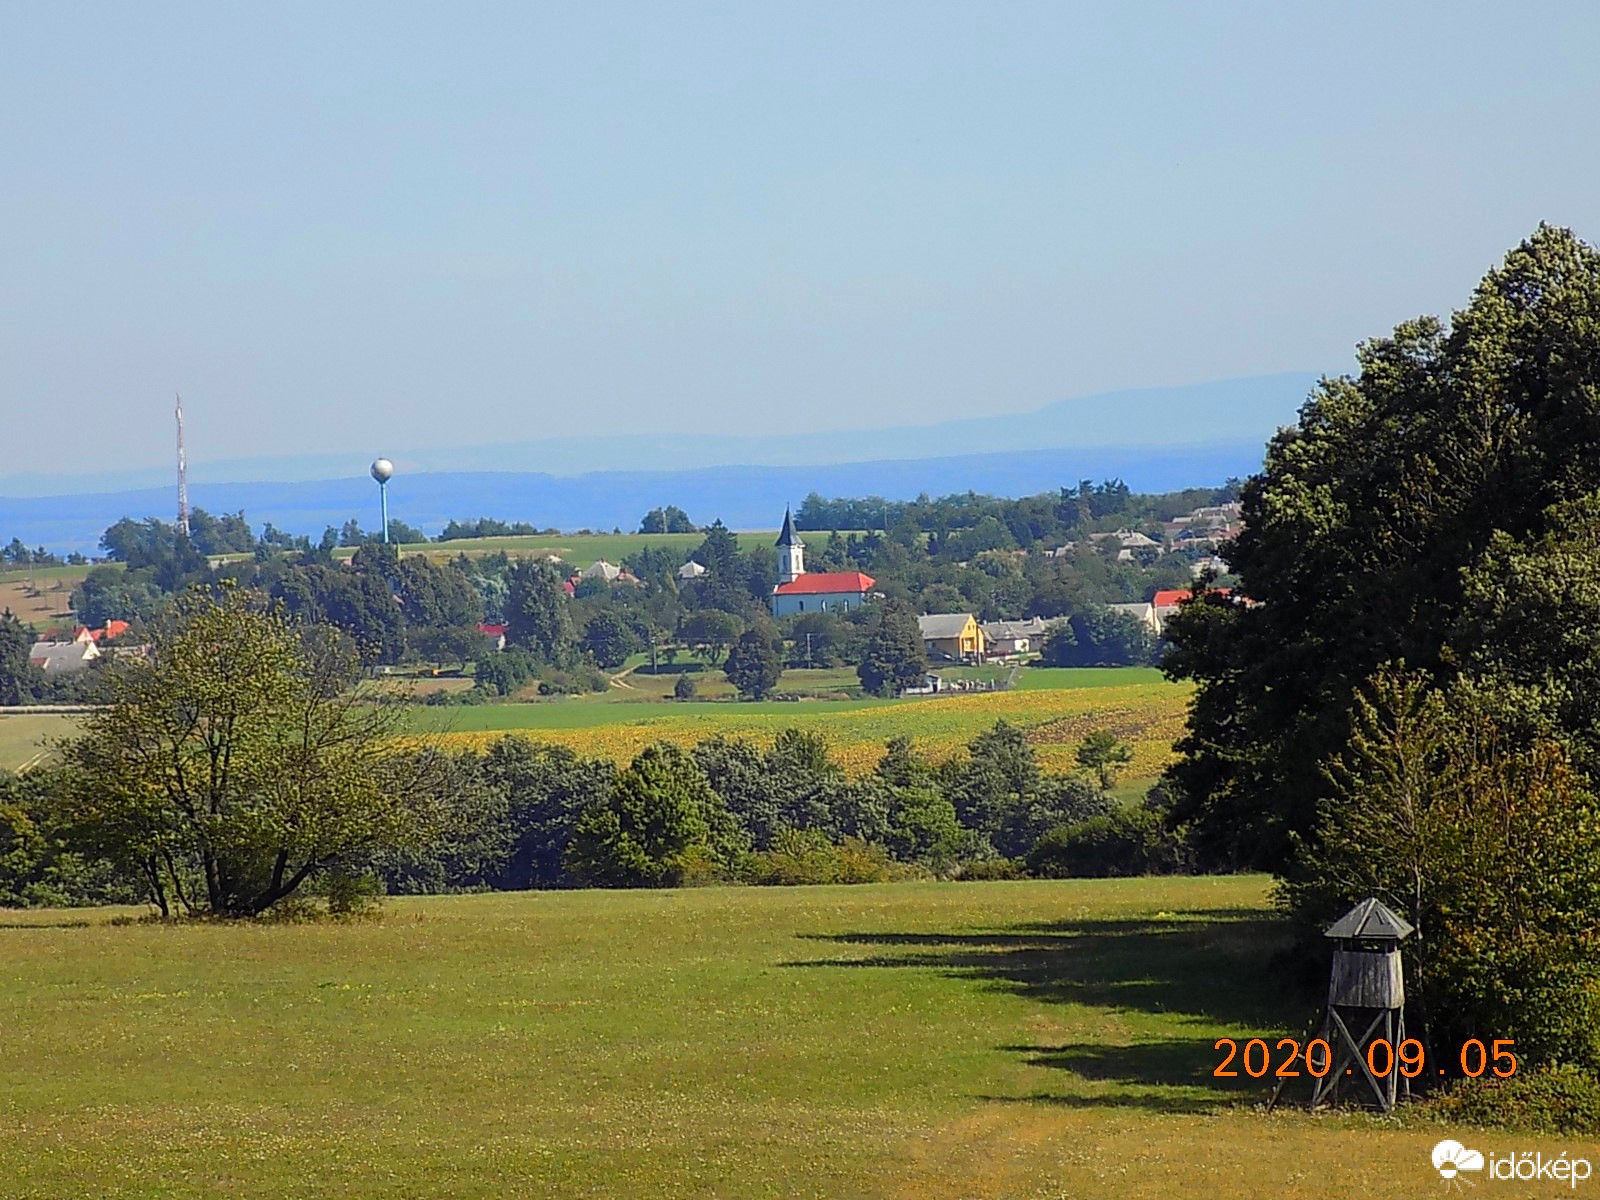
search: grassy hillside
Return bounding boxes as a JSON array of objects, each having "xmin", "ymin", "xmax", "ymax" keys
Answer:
[
  {"xmin": 338, "ymin": 527, "xmax": 842, "ymax": 568},
  {"xmin": 0, "ymin": 877, "xmax": 1519, "ymax": 1200},
  {"xmin": 402, "ymin": 673, "xmax": 1190, "ymax": 778}
]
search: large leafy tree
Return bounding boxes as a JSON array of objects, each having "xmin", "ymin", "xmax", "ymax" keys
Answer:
[
  {"xmin": 1164, "ymin": 225, "xmax": 1600, "ymax": 867},
  {"xmin": 58, "ymin": 586, "xmax": 442, "ymax": 917},
  {"xmin": 505, "ymin": 560, "xmax": 576, "ymax": 665},
  {"xmin": 724, "ymin": 629, "xmax": 783, "ymax": 699},
  {"xmin": 580, "ymin": 610, "xmax": 640, "ymax": 671},
  {"xmin": 857, "ymin": 599, "xmax": 928, "ymax": 697}
]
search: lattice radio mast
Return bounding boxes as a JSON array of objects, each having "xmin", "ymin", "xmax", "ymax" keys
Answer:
[{"xmin": 175, "ymin": 393, "xmax": 190, "ymax": 538}]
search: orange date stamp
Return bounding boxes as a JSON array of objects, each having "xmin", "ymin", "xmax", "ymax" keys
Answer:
[{"xmin": 1213, "ymin": 1036, "xmax": 1517, "ymax": 1080}]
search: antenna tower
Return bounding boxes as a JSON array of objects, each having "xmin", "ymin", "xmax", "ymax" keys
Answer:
[{"xmin": 176, "ymin": 393, "xmax": 190, "ymax": 538}]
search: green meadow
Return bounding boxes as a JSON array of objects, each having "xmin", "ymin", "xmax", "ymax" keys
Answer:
[{"xmin": 1, "ymin": 876, "xmax": 1531, "ymax": 1200}]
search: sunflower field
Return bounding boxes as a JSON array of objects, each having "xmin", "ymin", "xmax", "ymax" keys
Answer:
[{"xmin": 401, "ymin": 681, "xmax": 1191, "ymax": 781}]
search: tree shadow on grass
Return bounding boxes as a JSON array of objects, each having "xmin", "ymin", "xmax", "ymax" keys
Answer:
[{"xmin": 785, "ymin": 906, "xmax": 1306, "ymax": 1113}]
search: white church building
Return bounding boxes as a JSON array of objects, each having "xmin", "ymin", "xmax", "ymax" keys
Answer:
[{"xmin": 770, "ymin": 508, "xmax": 876, "ymax": 618}]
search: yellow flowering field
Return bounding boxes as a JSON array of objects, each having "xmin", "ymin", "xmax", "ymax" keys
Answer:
[{"xmin": 404, "ymin": 681, "xmax": 1191, "ymax": 780}]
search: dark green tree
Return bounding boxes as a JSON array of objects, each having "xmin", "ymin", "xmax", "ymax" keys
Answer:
[
  {"xmin": 71, "ymin": 566, "xmax": 168, "ymax": 629},
  {"xmin": 1164, "ymin": 225, "xmax": 1600, "ymax": 867},
  {"xmin": 505, "ymin": 561, "xmax": 577, "ymax": 666},
  {"xmin": 1075, "ymin": 729, "xmax": 1134, "ymax": 789},
  {"xmin": 682, "ymin": 609, "xmax": 742, "ymax": 666},
  {"xmin": 581, "ymin": 610, "xmax": 641, "ymax": 671},
  {"xmin": 724, "ymin": 629, "xmax": 783, "ymax": 699},
  {"xmin": 639, "ymin": 505, "xmax": 695, "ymax": 534},
  {"xmin": 0, "ymin": 609, "xmax": 36, "ymax": 705},
  {"xmin": 566, "ymin": 743, "xmax": 743, "ymax": 886},
  {"xmin": 857, "ymin": 599, "xmax": 927, "ymax": 697}
]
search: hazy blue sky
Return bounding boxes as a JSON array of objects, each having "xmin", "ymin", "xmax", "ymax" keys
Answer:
[{"xmin": 4, "ymin": 1, "xmax": 1598, "ymax": 477}]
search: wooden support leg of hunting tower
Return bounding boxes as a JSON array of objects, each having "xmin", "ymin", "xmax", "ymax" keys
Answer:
[{"xmin": 1311, "ymin": 1008, "xmax": 1394, "ymax": 1113}]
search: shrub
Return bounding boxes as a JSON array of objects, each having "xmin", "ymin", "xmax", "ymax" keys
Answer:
[
  {"xmin": 1027, "ymin": 809, "xmax": 1181, "ymax": 878},
  {"xmin": 748, "ymin": 829, "xmax": 892, "ymax": 886},
  {"xmin": 673, "ymin": 674, "xmax": 697, "ymax": 700},
  {"xmin": 321, "ymin": 869, "xmax": 384, "ymax": 918},
  {"xmin": 1429, "ymin": 1065, "xmax": 1600, "ymax": 1135},
  {"xmin": 953, "ymin": 858, "xmax": 1026, "ymax": 882},
  {"xmin": 535, "ymin": 665, "xmax": 609, "ymax": 695}
]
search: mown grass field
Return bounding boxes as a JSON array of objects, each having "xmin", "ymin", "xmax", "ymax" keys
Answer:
[
  {"xmin": 0, "ymin": 877, "xmax": 1542, "ymax": 1200},
  {"xmin": 402, "ymin": 673, "xmax": 1191, "ymax": 779},
  {"xmin": 0, "ymin": 574, "xmax": 79, "ymax": 632},
  {"xmin": 0, "ymin": 713, "xmax": 75, "ymax": 772}
]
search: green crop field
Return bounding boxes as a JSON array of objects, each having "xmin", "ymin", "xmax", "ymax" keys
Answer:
[
  {"xmin": 1018, "ymin": 665, "xmax": 1169, "ymax": 689},
  {"xmin": 0, "ymin": 877, "xmax": 1532, "ymax": 1200}
]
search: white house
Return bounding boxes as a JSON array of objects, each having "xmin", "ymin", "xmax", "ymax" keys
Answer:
[
  {"xmin": 769, "ymin": 509, "xmax": 876, "ymax": 618},
  {"xmin": 981, "ymin": 617, "xmax": 1057, "ymax": 656},
  {"xmin": 28, "ymin": 638, "xmax": 100, "ymax": 673}
]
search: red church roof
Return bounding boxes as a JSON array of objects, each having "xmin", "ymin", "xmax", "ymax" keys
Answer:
[{"xmin": 774, "ymin": 571, "xmax": 876, "ymax": 596}]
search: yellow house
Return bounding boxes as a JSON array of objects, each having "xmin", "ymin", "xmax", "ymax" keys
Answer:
[{"xmin": 917, "ymin": 613, "xmax": 986, "ymax": 663}]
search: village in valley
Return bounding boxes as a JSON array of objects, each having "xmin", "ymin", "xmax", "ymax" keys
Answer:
[{"xmin": 9, "ymin": 495, "xmax": 1241, "ymax": 689}]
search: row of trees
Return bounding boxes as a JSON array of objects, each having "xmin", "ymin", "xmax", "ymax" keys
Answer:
[{"xmin": 793, "ymin": 479, "xmax": 1240, "ymax": 549}]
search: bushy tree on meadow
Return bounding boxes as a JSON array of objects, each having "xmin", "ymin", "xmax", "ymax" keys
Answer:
[
  {"xmin": 58, "ymin": 586, "xmax": 443, "ymax": 917},
  {"xmin": 581, "ymin": 610, "xmax": 641, "ymax": 671}
]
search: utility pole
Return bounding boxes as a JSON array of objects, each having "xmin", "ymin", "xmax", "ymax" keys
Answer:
[{"xmin": 175, "ymin": 394, "xmax": 190, "ymax": 538}]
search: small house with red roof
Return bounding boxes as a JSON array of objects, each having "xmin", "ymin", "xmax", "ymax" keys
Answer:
[
  {"xmin": 1151, "ymin": 586, "xmax": 1234, "ymax": 634},
  {"xmin": 770, "ymin": 509, "xmax": 876, "ymax": 618}
]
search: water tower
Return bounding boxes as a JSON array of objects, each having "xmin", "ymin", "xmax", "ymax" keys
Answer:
[{"xmin": 370, "ymin": 458, "xmax": 395, "ymax": 544}]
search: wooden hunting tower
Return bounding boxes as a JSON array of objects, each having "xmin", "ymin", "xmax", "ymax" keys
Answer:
[{"xmin": 1309, "ymin": 897, "xmax": 1414, "ymax": 1114}]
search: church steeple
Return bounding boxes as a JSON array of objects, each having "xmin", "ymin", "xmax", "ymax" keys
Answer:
[{"xmin": 775, "ymin": 507, "xmax": 805, "ymax": 584}]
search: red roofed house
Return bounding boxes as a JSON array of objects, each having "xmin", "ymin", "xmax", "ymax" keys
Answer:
[
  {"xmin": 70, "ymin": 619, "xmax": 131, "ymax": 644},
  {"xmin": 1151, "ymin": 587, "xmax": 1233, "ymax": 634},
  {"xmin": 770, "ymin": 509, "xmax": 875, "ymax": 618}
]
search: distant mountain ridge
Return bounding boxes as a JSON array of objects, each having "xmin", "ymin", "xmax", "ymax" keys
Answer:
[
  {"xmin": 4, "ymin": 439, "xmax": 1276, "ymax": 556},
  {"xmin": 0, "ymin": 372, "xmax": 1319, "ymax": 499}
]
